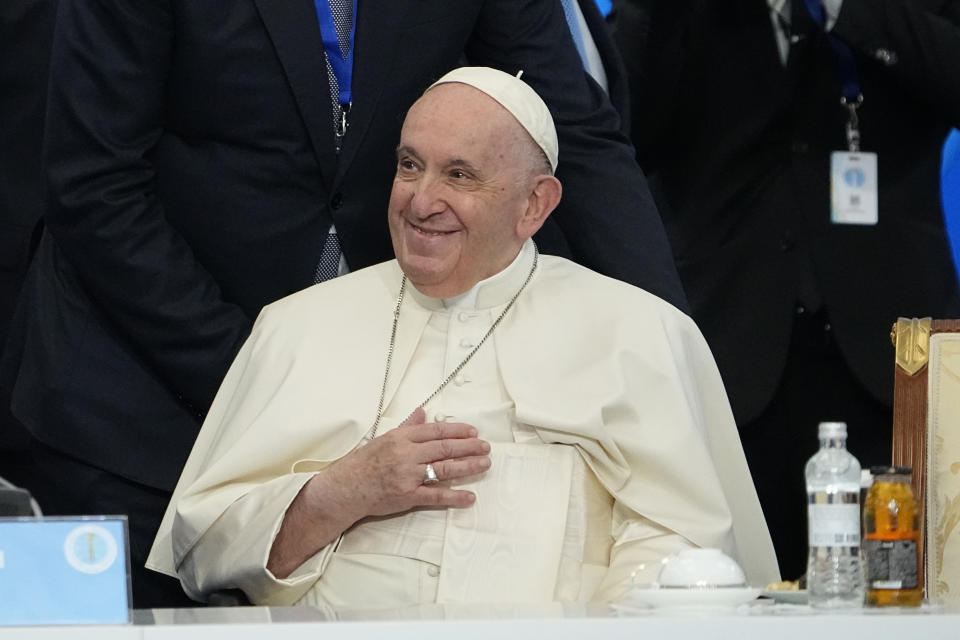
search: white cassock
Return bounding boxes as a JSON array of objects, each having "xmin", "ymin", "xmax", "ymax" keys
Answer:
[{"xmin": 147, "ymin": 240, "xmax": 779, "ymax": 607}]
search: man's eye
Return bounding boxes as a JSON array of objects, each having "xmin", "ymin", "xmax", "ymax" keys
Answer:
[
  {"xmin": 398, "ymin": 159, "xmax": 417, "ymax": 171},
  {"xmin": 450, "ymin": 169, "xmax": 468, "ymax": 180}
]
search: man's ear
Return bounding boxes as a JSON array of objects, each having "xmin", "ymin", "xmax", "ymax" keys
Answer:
[{"xmin": 517, "ymin": 175, "xmax": 562, "ymax": 239}]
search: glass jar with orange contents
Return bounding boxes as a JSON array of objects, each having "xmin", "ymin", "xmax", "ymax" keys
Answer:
[{"xmin": 862, "ymin": 466, "xmax": 923, "ymax": 606}]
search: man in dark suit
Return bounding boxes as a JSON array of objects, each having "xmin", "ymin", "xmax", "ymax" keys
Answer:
[
  {"xmin": 613, "ymin": 0, "xmax": 960, "ymax": 579},
  {"xmin": 1, "ymin": 0, "xmax": 684, "ymax": 606},
  {"xmin": 0, "ymin": 0, "xmax": 57, "ymax": 488}
]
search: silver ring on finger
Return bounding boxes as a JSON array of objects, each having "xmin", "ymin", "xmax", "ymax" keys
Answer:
[{"xmin": 422, "ymin": 463, "xmax": 439, "ymax": 485}]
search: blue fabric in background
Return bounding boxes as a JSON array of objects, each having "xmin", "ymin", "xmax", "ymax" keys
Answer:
[
  {"xmin": 944, "ymin": 130, "xmax": 960, "ymax": 281},
  {"xmin": 595, "ymin": 0, "xmax": 612, "ymax": 16}
]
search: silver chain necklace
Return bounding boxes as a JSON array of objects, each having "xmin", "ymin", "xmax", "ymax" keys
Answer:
[{"xmin": 365, "ymin": 244, "xmax": 539, "ymax": 441}]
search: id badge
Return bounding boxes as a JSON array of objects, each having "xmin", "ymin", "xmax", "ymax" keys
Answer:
[{"xmin": 830, "ymin": 151, "xmax": 878, "ymax": 225}]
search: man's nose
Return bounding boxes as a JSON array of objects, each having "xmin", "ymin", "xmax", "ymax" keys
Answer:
[{"xmin": 409, "ymin": 176, "xmax": 446, "ymax": 218}]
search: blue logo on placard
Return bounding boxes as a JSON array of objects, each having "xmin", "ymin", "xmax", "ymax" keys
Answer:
[{"xmin": 844, "ymin": 168, "xmax": 866, "ymax": 187}]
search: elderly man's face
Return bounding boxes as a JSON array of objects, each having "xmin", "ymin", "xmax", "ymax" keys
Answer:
[{"xmin": 388, "ymin": 83, "xmax": 544, "ymax": 299}]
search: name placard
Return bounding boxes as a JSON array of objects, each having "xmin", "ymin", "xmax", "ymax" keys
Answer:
[{"xmin": 0, "ymin": 516, "xmax": 131, "ymax": 626}]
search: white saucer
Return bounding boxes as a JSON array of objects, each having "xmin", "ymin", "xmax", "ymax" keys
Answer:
[{"xmin": 613, "ymin": 586, "xmax": 761, "ymax": 612}]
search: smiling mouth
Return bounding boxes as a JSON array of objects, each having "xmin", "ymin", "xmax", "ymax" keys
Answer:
[{"xmin": 409, "ymin": 221, "xmax": 459, "ymax": 236}]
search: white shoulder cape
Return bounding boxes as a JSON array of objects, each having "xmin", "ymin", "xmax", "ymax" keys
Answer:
[{"xmin": 147, "ymin": 255, "xmax": 779, "ymax": 593}]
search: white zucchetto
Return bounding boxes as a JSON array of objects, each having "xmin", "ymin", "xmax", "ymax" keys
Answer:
[{"xmin": 428, "ymin": 66, "xmax": 559, "ymax": 172}]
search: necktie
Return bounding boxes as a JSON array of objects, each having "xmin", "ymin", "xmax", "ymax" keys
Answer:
[
  {"xmin": 316, "ymin": 0, "xmax": 353, "ymax": 284},
  {"xmin": 559, "ymin": 0, "xmax": 588, "ymax": 68},
  {"xmin": 314, "ymin": 230, "xmax": 342, "ymax": 283},
  {"xmin": 802, "ymin": 0, "xmax": 825, "ymax": 27},
  {"xmin": 559, "ymin": 0, "xmax": 609, "ymax": 89}
]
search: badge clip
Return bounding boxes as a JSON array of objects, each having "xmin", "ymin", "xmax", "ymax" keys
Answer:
[
  {"xmin": 841, "ymin": 94, "xmax": 863, "ymax": 152},
  {"xmin": 336, "ymin": 101, "xmax": 352, "ymax": 147}
]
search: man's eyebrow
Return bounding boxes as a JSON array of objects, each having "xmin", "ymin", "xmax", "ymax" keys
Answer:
[
  {"xmin": 395, "ymin": 144, "xmax": 420, "ymax": 160},
  {"xmin": 395, "ymin": 147, "xmax": 483, "ymax": 176}
]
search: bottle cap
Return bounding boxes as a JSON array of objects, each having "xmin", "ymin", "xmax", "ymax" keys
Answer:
[
  {"xmin": 817, "ymin": 421, "xmax": 847, "ymax": 439},
  {"xmin": 860, "ymin": 468, "xmax": 874, "ymax": 489}
]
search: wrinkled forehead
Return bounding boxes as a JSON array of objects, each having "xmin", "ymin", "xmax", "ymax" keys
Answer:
[
  {"xmin": 402, "ymin": 84, "xmax": 539, "ymax": 161},
  {"xmin": 411, "ymin": 82, "xmax": 517, "ymax": 127}
]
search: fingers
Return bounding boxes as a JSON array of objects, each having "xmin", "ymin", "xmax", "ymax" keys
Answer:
[
  {"xmin": 353, "ymin": 418, "xmax": 491, "ymax": 516},
  {"xmin": 377, "ymin": 420, "xmax": 486, "ymax": 461},
  {"xmin": 412, "ymin": 436, "xmax": 489, "ymax": 464},
  {"xmin": 405, "ymin": 420, "xmax": 477, "ymax": 443},
  {"xmin": 388, "ymin": 418, "xmax": 491, "ymax": 471},
  {"xmin": 417, "ymin": 487, "xmax": 477, "ymax": 509}
]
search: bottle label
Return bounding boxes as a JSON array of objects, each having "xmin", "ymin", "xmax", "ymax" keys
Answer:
[
  {"xmin": 864, "ymin": 539, "xmax": 918, "ymax": 589},
  {"xmin": 808, "ymin": 503, "xmax": 860, "ymax": 547}
]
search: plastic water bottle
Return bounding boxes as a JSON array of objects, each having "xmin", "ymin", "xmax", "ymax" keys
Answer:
[{"xmin": 805, "ymin": 421, "xmax": 864, "ymax": 608}]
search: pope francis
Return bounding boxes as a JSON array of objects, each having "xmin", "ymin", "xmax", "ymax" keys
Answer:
[{"xmin": 147, "ymin": 67, "xmax": 779, "ymax": 608}]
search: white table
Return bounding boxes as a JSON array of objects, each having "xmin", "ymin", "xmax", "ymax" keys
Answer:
[{"xmin": 2, "ymin": 602, "xmax": 959, "ymax": 640}]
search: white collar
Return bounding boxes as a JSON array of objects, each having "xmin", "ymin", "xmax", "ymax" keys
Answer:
[{"xmin": 407, "ymin": 239, "xmax": 536, "ymax": 312}]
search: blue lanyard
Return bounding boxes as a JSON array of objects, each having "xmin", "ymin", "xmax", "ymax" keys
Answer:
[
  {"xmin": 803, "ymin": 0, "xmax": 863, "ymax": 150},
  {"xmin": 802, "ymin": 0, "xmax": 860, "ymax": 102},
  {"xmin": 314, "ymin": 0, "xmax": 357, "ymax": 106}
]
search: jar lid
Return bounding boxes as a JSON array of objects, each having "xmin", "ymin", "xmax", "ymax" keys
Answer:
[{"xmin": 869, "ymin": 465, "xmax": 912, "ymax": 476}]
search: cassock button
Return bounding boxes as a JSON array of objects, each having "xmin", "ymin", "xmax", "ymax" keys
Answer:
[
  {"xmin": 427, "ymin": 566, "xmax": 440, "ymax": 578},
  {"xmin": 459, "ymin": 338, "xmax": 474, "ymax": 349},
  {"xmin": 454, "ymin": 374, "xmax": 467, "ymax": 386},
  {"xmin": 434, "ymin": 413, "xmax": 447, "ymax": 422},
  {"xmin": 457, "ymin": 312, "xmax": 472, "ymax": 323}
]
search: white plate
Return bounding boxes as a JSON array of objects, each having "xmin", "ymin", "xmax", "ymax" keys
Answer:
[
  {"xmin": 761, "ymin": 589, "xmax": 808, "ymax": 605},
  {"xmin": 613, "ymin": 587, "xmax": 761, "ymax": 611}
]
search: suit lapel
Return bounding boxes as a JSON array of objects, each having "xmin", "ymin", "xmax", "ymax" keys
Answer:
[
  {"xmin": 252, "ymin": 0, "xmax": 339, "ymax": 190},
  {"xmin": 334, "ymin": 1, "xmax": 408, "ymax": 178}
]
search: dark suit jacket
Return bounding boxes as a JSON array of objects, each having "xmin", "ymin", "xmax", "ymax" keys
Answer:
[
  {"xmin": 614, "ymin": 0, "xmax": 960, "ymax": 425},
  {"xmin": 2, "ymin": 0, "xmax": 685, "ymax": 491},
  {"xmin": 0, "ymin": 0, "xmax": 56, "ymax": 450}
]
